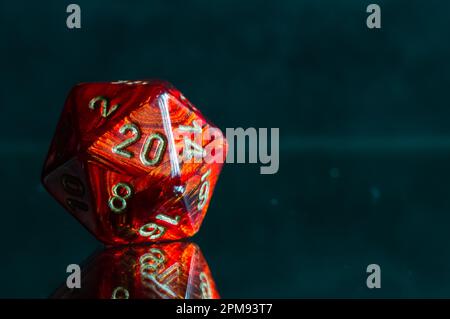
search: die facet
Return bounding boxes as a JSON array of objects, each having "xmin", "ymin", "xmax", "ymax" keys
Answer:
[
  {"xmin": 51, "ymin": 242, "xmax": 220, "ymax": 299},
  {"xmin": 42, "ymin": 80, "xmax": 227, "ymax": 244}
]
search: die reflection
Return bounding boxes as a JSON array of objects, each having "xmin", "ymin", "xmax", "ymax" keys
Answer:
[{"xmin": 51, "ymin": 242, "xmax": 219, "ymax": 299}]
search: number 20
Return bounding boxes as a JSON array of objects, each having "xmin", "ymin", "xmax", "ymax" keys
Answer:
[{"xmin": 112, "ymin": 123, "xmax": 166, "ymax": 166}]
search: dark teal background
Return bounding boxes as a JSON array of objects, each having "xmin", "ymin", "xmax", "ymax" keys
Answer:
[{"xmin": 2, "ymin": 0, "xmax": 450, "ymax": 298}]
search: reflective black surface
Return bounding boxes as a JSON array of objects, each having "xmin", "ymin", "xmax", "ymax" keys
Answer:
[{"xmin": 3, "ymin": 149, "xmax": 450, "ymax": 298}]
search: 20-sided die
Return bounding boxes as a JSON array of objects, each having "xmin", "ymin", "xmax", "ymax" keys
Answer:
[{"xmin": 42, "ymin": 80, "xmax": 227, "ymax": 244}]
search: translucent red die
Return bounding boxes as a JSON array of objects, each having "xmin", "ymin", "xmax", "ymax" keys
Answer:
[
  {"xmin": 51, "ymin": 242, "xmax": 220, "ymax": 299},
  {"xmin": 42, "ymin": 80, "xmax": 227, "ymax": 244}
]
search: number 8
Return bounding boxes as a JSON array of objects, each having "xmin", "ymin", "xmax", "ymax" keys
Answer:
[{"xmin": 108, "ymin": 182, "xmax": 133, "ymax": 214}]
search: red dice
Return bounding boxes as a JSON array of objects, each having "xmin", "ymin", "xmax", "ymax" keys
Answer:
[
  {"xmin": 42, "ymin": 80, "xmax": 227, "ymax": 244},
  {"xmin": 51, "ymin": 242, "xmax": 220, "ymax": 299}
]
